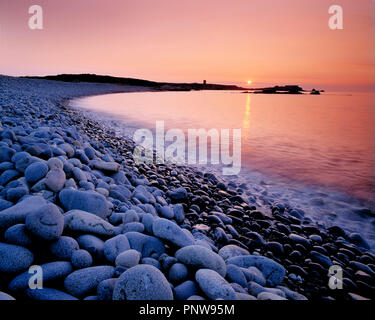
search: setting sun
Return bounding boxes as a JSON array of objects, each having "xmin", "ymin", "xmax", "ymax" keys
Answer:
[{"xmin": 247, "ymin": 80, "xmax": 252, "ymax": 85}]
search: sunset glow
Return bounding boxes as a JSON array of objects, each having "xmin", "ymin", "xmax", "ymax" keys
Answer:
[{"xmin": 0, "ymin": 0, "xmax": 374, "ymax": 91}]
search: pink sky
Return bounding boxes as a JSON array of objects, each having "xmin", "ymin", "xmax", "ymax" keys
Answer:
[{"xmin": 0, "ymin": 0, "xmax": 374, "ymax": 91}]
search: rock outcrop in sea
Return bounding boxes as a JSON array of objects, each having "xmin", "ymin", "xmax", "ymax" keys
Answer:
[{"xmin": 0, "ymin": 75, "xmax": 374, "ymax": 300}]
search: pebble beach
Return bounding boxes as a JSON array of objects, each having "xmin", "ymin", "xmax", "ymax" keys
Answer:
[{"xmin": 0, "ymin": 75, "xmax": 374, "ymax": 301}]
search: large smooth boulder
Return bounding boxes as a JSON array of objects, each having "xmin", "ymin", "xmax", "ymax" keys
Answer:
[
  {"xmin": 175, "ymin": 245, "xmax": 226, "ymax": 277},
  {"xmin": 152, "ymin": 218, "xmax": 195, "ymax": 248},
  {"xmin": 0, "ymin": 242, "xmax": 34, "ymax": 273},
  {"xmin": 25, "ymin": 162, "xmax": 48, "ymax": 184},
  {"xmin": 0, "ymin": 196, "xmax": 47, "ymax": 230},
  {"xmin": 64, "ymin": 210, "xmax": 116, "ymax": 236},
  {"xmin": 112, "ymin": 265, "xmax": 173, "ymax": 300},
  {"xmin": 195, "ymin": 269, "xmax": 237, "ymax": 300},
  {"xmin": 64, "ymin": 266, "xmax": 115, "ymax": 298},
  {"xmin": 45, "ymin": 169, "xmax": 66, "ymax": 193},
  {"xmin": 218, "ymin": 245, "xmax": 250, "ymax": 261},
  {"xmin": 59, "ymin": 189, "xmax": 109, "ymax": 218},
  {"xmin": 25, "ymin": 203, "xmax": 64, "ymax": 241},
  {"xmin": 226, "ymin": 255, "xmax": 286, "ymax": 287},
  {"xmin": 93, "ymin": 161, "xmax": 120, "ymax": 173}
]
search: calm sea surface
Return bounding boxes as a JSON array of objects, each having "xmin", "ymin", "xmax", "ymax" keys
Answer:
[{"xmin": 71, "ymin": 90, "xmax": 375, "ymax": 247}]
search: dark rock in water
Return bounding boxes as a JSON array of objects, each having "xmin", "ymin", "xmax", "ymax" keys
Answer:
[
  {"xmin": 175, "ymin": 245, "xmax": 226, "ymax": 277},
  {"xmin": 328, "ymin": 226, "xmax": 347, "ymax": 237},
  {"xmin": 113, "ymin": 264, "xmax": 173, "ymax": 300},
  {"xmin": 195, "ymin": 269, "xmax": 237, "ymax": 300},
  {"xmin": 25, "ymin": 288, "xmax": 78, "ymax": 300},
  {"xmin": 25, "ymin": 202, "xmax": 64, "ymax": 241},
  {"xmin": 9, "ymin": 261, "xmax": 73, "ymax": 291},
  {"xmin": 64, "ymin": 265, "xmax": 115, "ymax": 298},
  {"xmin": 59, "ymin": 188, "xmax": 109, "ymax": 219},
  {"xmin": 348, "ymin": 233, "xmax": 370, "ymax": 250},
  {"xmin": 0, "ymin": 242, "xmax": 34, "ymax": 273},
  {"xmin": 174, "ymin": 280, "xmax": 198, "ymax": 300}
]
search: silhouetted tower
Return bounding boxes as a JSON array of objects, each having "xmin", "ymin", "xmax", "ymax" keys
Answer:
[{"xmin": 203, "ymin": 80, "xmax": 206, "ymax": 85}]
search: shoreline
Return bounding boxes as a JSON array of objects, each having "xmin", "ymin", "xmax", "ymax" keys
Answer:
[
  {"xmin": 0, "ymin": 75, "xmax": 374, "ymax": 300},
  {"xmin": 71, "ymin": 91, "xmax": 375, "ymax": 249}
]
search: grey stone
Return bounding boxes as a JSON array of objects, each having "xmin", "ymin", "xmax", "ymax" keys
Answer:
[
  {"xmin": 45, "ymin": 169, "xmax": 66, "ymax": 192},
  {"xmin": 115, "ymin": 249, "xmax": 141, "ymax": 268},
  {"xmin": 0, "ymin": 242, "xmax": 34, "ymax": 273},
  {"xmin": 195, "ymin": 269, "xmax": 237, "ymax": 300},
  {"xmin": 50, "ymin": 236, "xmax": 79, "ymax": 260},
  {"xmin": 218, "ymin": 245, "xmax": 250, "ymax": 261},
  {"xmin": 64, "ymin": 210, "xmax": 116, "ymax": 236},
  {"xmin": 25, "ymin": 202, "xmax": 64, "ymax": 241},
  {"xmin": 64, "ymin": 266, "xmax": 115, "ymax": 298},
  {"xmin": 25, "ymin": 162, "xmax": 48, "ymax": 184},
  {"xmin": 227, "ymin": 255, "xmax": 286, "ymax": 287},
  {"xmin": 71, "ymin": 249, "xmax": 93, "ymax": 269},
  {"xmin": 175, "ymin": 245, "xmax": 226, "ymax": 277},
  {"xmin": 103, "ymin": 235, "xmax": 130, "ymax": 263},
  {"xmin": 153, "ymin": 218, "xmax": 195, "ymax": 248},
  {"xmin": 113, "ymin": 264, "xmax": 173, "ymax": 300},
  {"xmin": 59, "ymin": 188, "xmax": 109, "ymax": 219}
]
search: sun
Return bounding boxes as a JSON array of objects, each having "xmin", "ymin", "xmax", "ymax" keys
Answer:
[{"xmin": 247, "ymin": 80, "xmax": 252, "ymax": 85}]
